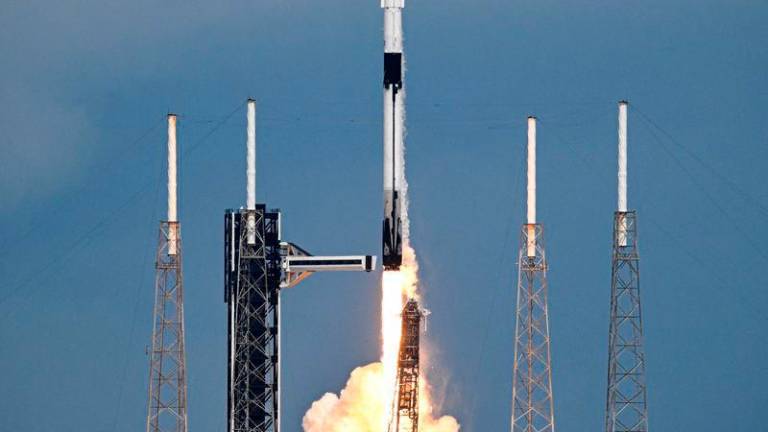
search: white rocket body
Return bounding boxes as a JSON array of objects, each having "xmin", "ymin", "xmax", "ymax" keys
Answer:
[
  {"xmin": 382, "ymin": 0, "xmax": 405, "ymax": 270},
  {"xmin": 617, "ymin": 101, "xmax": 628, "ymax": 246},
  {"xmin": 246, "ymin": 99, "xmax": 257, "ymax": 245},
  {"xmin": 167, "ymin": 114, "xmax": 179, "ymax": 255},
  {"xmin": 526, "ymin": 116, "xmax": 537, "ymax": 258}
]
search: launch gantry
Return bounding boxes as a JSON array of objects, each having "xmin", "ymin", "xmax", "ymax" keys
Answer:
[{"xmin": 224, "ymin": 99, "xmax": 375, "ymax": 432}]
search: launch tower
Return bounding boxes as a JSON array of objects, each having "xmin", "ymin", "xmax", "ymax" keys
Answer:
[
  {"xmin": 145, "ymin": 114, "xmax": 189, "ymax": 432},
  {"xmin": 510, "ymin": 117, "xmax": 556, "ymax": 432},
  {"xmin": 604, "ymin": 101, "xmax": 648, "ymax": 432},
  {"xmin": 224, "ymin": 99, "xmax": 375, "ymax": 432}
]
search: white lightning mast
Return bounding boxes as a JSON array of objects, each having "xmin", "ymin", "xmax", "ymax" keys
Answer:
[
  {"xmin": 526, "ymin": 116, "xmax": 537, "ymax": 257},
  {"xmin": 167, "ymin": 114, "xmax": 178, "ymax": 255},
  {"xmin": 617, "ymin": 101, "xmax": 628, "ymax": 246},
  {"xmin": 246, "ymin": 99, "xmax": 257, "ymax": 245}
]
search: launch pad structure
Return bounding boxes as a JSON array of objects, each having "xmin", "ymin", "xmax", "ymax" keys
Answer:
[
  {"xmin": 224, "ymin": 205, "xmax": 281, "ymax": 432},
  {"xmin": 510, "ymin": 117, "xmax": 556, "ymax": 432},
  {"xmin": 145, "ymin": 114, "xmax": 189, "ymax": 432},
  {"xmin": 604, "ymin": 101, "xmax": 649, "ymax": 432},
  {"xmin": 391, "ymin": 298, "xmax": 423, "ymax": 432},
  {"xmin": 224, "ymin": 99, "xmax": 376, "ymax": 432}
]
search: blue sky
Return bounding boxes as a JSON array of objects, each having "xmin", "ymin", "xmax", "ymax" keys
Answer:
[{"xmin": 1, "ymin": 0, "xmax": 766, "ymax": 431}]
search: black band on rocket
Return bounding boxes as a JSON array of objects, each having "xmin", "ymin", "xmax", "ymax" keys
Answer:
[{"xmin": 383, "ymin": 53, "xmax": 403, "ymax": 88}]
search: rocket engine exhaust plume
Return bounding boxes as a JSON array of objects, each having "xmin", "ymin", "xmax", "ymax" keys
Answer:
[{"xmin": 302, "ymin": 242, "xmax": 459, "ymax": 431}]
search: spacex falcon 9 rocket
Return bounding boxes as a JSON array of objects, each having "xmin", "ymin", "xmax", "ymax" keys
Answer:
[{"xmin": 382, "ymin": 0, "xmax": 405, "ymax": 270}]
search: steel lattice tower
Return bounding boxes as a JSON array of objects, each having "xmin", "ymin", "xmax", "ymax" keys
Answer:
[
  {"xmin": 393, "ymin": 298, "xmax": 422, "ymax": 432},
  {"xmin": 605, "ymin": 211, "xmax": 647, "ymax": 432},
  {"xmin": 223, "ymin": 99, "xmax": 282, "ymax": 432},
  {"xmin": 146, "ymin": 115, "xmax": 188, "ymax": 432},
  {"xmin": 511, "ymin": 224, "xmax": 555, "ymax": 432},
  {"xmin": 223, "ymin": 99, "xmax": 376, "ymax": 432},
  {"xmin": 225, "ymin": 206, "xmax": 281, "ymax": 432},
  {"xmin": 511, "ymin": 116, "xmax": 555, "ymax": 432},
  {"xmin": 605, "ymin": 101, "xmax": 648, "ymax": 432}
]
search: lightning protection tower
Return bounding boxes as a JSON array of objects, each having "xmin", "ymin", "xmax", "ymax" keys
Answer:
[
  {"xmin": 392, "ymin": 298, "xmax": 422, "ymax": 432},
  {"xmin": 510, "ymin": 116, "xmax": 555, "ymax": 432},
  {"xmin": 145, "ymin": 114, "xmax": 189, "ymax": 432},
  {"xmin": 224, "ymin": 99, "xmax": 375, "ymax": 432},
  {"xmin": 604, "ymin": 100, "xmax": 648, "ymax": 432}
]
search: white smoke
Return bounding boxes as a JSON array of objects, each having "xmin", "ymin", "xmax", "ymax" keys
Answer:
[{"xmin": 302, "ymin": 362, "xmax": 459, "ymax": 432}]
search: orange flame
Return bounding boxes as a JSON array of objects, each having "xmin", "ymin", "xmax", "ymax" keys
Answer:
[{"xmin": 303, "ymin": 246, "xmax": 459, "ymax": 431}]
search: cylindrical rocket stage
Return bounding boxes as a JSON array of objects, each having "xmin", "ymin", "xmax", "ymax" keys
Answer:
[{"xmin": 382, "ymin": 0, "xmax": 405, "ymax": 270}]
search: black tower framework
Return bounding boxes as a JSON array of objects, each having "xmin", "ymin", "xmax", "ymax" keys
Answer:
[
  {"xmin": 605, "ymin": 211, "xmax": 648, "ymax": 432},
  {"xmin": 224, "ymin": 98, "xmax": 376, "ymax": 432},
  {"xmin": 225, "ymin": 206, "xmax": 281, "ymax": 432},
  {"xmin": 393, "ymin": 298, "xmax": 422, "ymax": 432}
]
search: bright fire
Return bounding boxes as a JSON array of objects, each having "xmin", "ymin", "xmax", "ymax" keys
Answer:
[{"xmin": 302, "ymin": 245, "xmax": 459, "ymax": 431}]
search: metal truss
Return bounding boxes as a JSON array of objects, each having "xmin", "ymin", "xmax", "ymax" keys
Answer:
[
  {"xmin": 146, "ymin": 221, "xmax": 189, "ymax": 432},
  {"xmin": 605, "ymin": 211, "xmax": 648, "ymax": 432},
  {"xmin": 225, "ymin": 206, "xmax": 281, "ymax": 432},
  {"xmin": 393, "ymin": 298, "xmax": 422, "ymax": 432},
  {"xmin": 278, "ymin": 242, "xmax": 374, "ymax": 289},
  {"xmin": 511, "ymin": 223, "xmax": 555, "ymax": 432}
]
